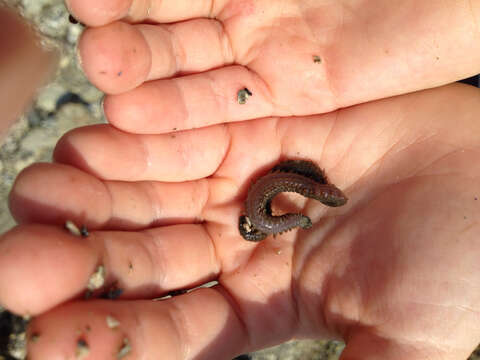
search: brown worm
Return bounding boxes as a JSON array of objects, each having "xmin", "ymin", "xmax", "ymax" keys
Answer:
[{"xmin": 239, "ymin": 160, "xmax": 348, "ymax": 241}]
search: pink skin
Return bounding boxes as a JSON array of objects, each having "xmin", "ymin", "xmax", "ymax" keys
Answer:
[
  {"xmin": 3, "ymin": 84, "xmax": 480, "ymax": 360},
  {"xmin": 0, "ymin": 7, "xmax": 57, "ymax": 140},
  {"xmin": 1, "ymin": 1, "xmax": 480, "ymax": 359},
  {"xmin": 72, "ymin": 0, "xmax": 480, "ymax": 133}
]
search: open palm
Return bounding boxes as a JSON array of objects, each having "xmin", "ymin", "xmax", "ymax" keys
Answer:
[
  {"xmin": 71, "ymin": 0, "xmax": 480, "ymax": 134},
  {"xmin": 1, "ymin": 0, "xmax": 480, "ymax": 359},
  {"xmin": 1, "ymin": 84, "xmax": 479, "ymax": 359}
]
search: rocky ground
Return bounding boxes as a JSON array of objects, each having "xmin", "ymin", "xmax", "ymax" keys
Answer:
[
  {"xmin": 0, "ymin": 1, "xmax": 478, "ymax": 360},
  {"xmin": 0, "ymin": 0, "xmax": 103, "ymax": 232}
]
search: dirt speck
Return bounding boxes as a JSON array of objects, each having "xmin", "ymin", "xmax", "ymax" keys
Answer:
[
  {"xmin": 75, "ymin": 339, "xmax": 89, "ymax": 360},
  {"xmin": 117, "ymin": 338, "xmax": 131, "ymax": 359},
  {"xmin": 65, "ymin": 220, "xmax": 81, "ymax": 237},
  {"xmin": 237, "ymin": 88, "xmax": 252, "ymax": 105},
  {"xmin": 87, "ymin": 265, "xmax": 105, "ymax": 291},
  {"xmin": 80, "ymin": 225, "xmax": 89, "ymax": 237},
  {"xmin": 106, "ymin": 316, "xmax": 120, "ymax": 329},
  {"xmin": 102, "ymin": 283, "xmax": 123, "ymax": 300}
]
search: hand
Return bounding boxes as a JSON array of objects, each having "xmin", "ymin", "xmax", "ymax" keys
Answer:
[
  {"xmin": 1, "ymin": 0, "xmax": 480, "ymax": 359},
  {"xmin": 68, "ymin": 0, "xmax": 480, "ymax": 133},
  {"xmin": 2, "ymin": 83, "xmax": 480, "ymax": 359}
]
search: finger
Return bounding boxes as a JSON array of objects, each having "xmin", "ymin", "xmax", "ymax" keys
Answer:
[
  {"xmin": 53, "ymin": 124, "xmax": 230, "ymax": 181},
  {"xmin": 74, "ymin": 0, "xmax": 480, "ymax": 132},
  {"xmin": 103, "ymin": 65, "xmax": 274, "ymax": 134},
  {"xmin": 79, "ymin": 20, "xmax": 234, "ymax": 94},
  {"xmin": 0, "ymin": 6, "xmax": 57, "ymax": 140},
  {"xmin": 0, "ymin": 224, "xmax": 95, "ymax": 316},
  {"xmin": 66, "ymin": 0, "xmax": 218, "ymax": 26},
  {"xmin": 27, "ymin": 290, "xmax": 247, "ymax": 360},
  {"xmin": 10, "ymin": 163, "xmax": 209, "ymax": 230},
  {"xmin": 0, "ymin": 223, "xmax": 219, "ymax": 315}
]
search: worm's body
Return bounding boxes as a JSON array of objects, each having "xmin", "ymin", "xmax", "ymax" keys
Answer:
[{"xmin": 239, "ymin": 160, "xmax": 348, "ymax": 241}]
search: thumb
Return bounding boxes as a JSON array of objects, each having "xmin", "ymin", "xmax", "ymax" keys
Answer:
[{"xmin": 0, "ymin": 6, "xmax": 57, "ymax": 141}]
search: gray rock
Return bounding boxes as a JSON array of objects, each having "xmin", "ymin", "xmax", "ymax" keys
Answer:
[
  {"xmin": 35, "ymin": 82, "xmax": 67, "ymax": 113},
  {"xmin": 251, "ymin": 340, "xmax": 344, "ymax": 360},
  {"xmin": 35, "ymin": 2, "xmax": 69, "ymax": 38},
  {"xmin": 20, "ymin": 0, "xmax": 63, "ymax": 19}
]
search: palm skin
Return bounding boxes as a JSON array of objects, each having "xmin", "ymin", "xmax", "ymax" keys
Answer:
[
  {"xmin": 2, "ymin": 84, "xmax": 479, "ymax": 360},
  {"xmin": 73, "ymin": 0, "xmax": 480, "ymax": 134},
  {"xmin": 1, "ymin": 0, "xmax": 480, "ymax": 359}
]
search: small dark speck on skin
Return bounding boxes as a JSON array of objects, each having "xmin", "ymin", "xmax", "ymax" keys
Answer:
[
  {"xmin": 313, "ymin": 55, "xmax": 321, "ymax": 63},
  {"xmin": 100, "ymin": 71, "xmax": 107, "ymax": 75},
  {"xmin": 173, "ymin": 127, "xmax": 177, "ymax": 131},
  {"xmin": 117, "ymin": 71, "xmax": 123, "ymax": 77},
  {"xmin": 168, "ymin": 289, "xmax": 188, "ymax": 297},
  {"xmin": 76, "ymin": 338, "xmax": 90, "ymax": 359},
  {"xmin": 108, "ymin": 288, "xmax": 124, "ymax": 299},
  {"xmin": 170, "ymin": 134, "xmax": 176, "ymax": 139},
  {"xmin": 475, "ymin": 197, "xmax": 478, "ymax": 201},
  {"xmin": 464, "ymin": 216, "xmax": 467, "ymax": 220},
  {"xmin": 101, "ymin": 283, "xmax": 124, "ymax": 299},
  {"xmin": 78, "ymin": 339, "xmax": 88, "ymax": 347},
  {"xmin": 80, "ymin": 225, "xmax": 89, "ymax": 237}
]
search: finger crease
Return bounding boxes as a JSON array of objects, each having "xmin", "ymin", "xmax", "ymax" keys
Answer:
[
  {"xmin": 208, "ymin": 0, "xmax": 217, "ymax": 18},
  {"xmin": 103, "ymin": 181, "xmax": 116, "ymax": 225},
  {"xmin": 202, "ymin": 223, "xmax": 222, "ymax": 276},
  {"xmin": 168, "ymin": 300, "xmax": 191, "ymax": 358},
  {"xmin": 216, "ymin": 284, "xmax": 252, "ymax": 349},
  {"xmin": 141, "ymin": 229, "xmax": 167, "ymax": 289},
  {"xmin": 216, "ymin": 19, "xmax": 235, "ymax": 64}
]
